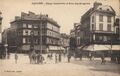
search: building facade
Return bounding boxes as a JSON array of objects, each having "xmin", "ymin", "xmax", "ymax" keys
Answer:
[
  {"xmin": 69, "ymin": 23, "xmax": 78, "ymax": 54},
  {"xmin": 81, "ymin": 2, "xmax": 116, "ymax": 45},
  {"xmin": 73, "ymin": 2, "xmax": 120, "ymax": 58},
  {"xmin": 0, "ymin": 11, "xmax": 2, "ymax": 43},
  {"xmin": 0, "ymin": 11, "xmax": 5, "ymax": 59},
  {"xmin": 114, "ymin": 16, "xmax": 120, "ymax": 40},
  {"xmin": 60, "ymin": 33, "xmax": 70, "ymax": 54},
  {"xmin": 8, "ymin": 11, "xmax": 61, "ymax": 53}
]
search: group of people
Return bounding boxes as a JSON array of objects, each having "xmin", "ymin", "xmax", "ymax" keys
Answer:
[
  {"xmin": 28, "ymin": 52, "xmax": 72, "ymax": 64},
  {"xmin": 47, "ymin": 53, "xmax": 64, "ymax": 63},
  {"xmin": 14, "ymin": 51, "xmax": 72, "ymax": 64},
  {"xmin": 14, "ymin": 52, "xmax": 108, "ymax": 64},
  {"xmin": 29, "ymin": 51, "xmax": 44, "ymax": 64},
  {"xmin": 88, "ymin": 52, "xmax": 106, "ymax": 64}
]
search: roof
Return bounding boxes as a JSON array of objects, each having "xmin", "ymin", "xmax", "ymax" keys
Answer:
[
  {"xmin": 81, "ymin": 2, "xmax": 116, "ymax": 21},
  {"xmin": 10, "ymin": 11, "xmax": 60, "ymax": 27}
]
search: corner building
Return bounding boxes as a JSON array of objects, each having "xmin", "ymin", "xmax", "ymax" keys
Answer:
[
  {"xmin": 10, "ymin": 12, "xmax": 60, "ymax": 53},
  {"xmin": 81, "ymin": 2, "xmax": 116, "ymax": 45}
]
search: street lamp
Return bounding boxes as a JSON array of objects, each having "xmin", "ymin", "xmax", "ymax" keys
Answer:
[
  {"xmin": 4, "ymin": 30, "xmax": 8, "ymax": 59},
  {"xmin": 30, "ymin": 30, "xmax": 34, "ymax": 51},
  {"xmin": 39, "ymin": 21, "xmax": 42, "ymax": 54},
  {"xmin": 110, "ymin": 37, "xmax": 113, "ymax": 62},
  {"xmin": 4, "ymin": 43, "xmax": 8, "ymax": 59}
]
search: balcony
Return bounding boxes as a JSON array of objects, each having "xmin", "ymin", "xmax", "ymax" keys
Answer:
[
  {"xmin": 91, "ymin": 40, "xmax": 120, "ymax": 45},
  {"xmin": 91, "ymin": 30, "xmax": 115, "ymax": 34}
]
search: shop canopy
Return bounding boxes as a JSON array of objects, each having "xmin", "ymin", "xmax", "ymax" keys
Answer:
[
  {"xmin": 82, "ymin": 44, "xmax": 120, "ymax": 51},
  {"xmin": 49, "ymin": 46, "xmax": 65, "ymax": 50}
]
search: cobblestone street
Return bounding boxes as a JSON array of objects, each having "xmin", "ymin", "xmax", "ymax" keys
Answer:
[{"xmin": 0, "ymin": 53, "xmax": 120, "ymax": 76}]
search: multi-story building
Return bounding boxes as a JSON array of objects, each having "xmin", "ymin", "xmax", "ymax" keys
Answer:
[
  {"xmin": 114, "ymin": 16, "xmax": 120, "ymax": 40},
  {"xmin": 0, "ymin": 11, "xmax": 5, "ymax": 59},
  {"xmin": 8, "ymin": 11, "xmax": 60, "ymax": 53},
  {"xmin": 60, "ymin": 33, "xmax": 70, "ymax": 53},
  {"xmin": 78, "ymin": 2, "xmax": 120, "ymax": 57},
  {"xmin": 75, "ymin": 23, "xmax": 81, "ymax": 49},
  {"xmin": 81, "ymin": 2, "xmax": 116, "ymax": 45},
  {"xmin": 0, "ymin": 11, "xmax": 2, "ymax": 43},
  {"xmin": 69, "ymin": 23, "xmax": 78, "ymax": 54},
  {"xmin": 2, "ymin": 28, "xmax": 15, "ymax": 52}
]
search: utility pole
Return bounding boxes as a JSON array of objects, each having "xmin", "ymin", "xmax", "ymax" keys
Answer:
[
  {"xmin": 40, "ymin": 20, "xmax": 42, "ymax": 54},
  {"xmin": 110, "ymin": 35, "xmax": 113, "ymax": 62},
  {"xmin": 30, "ymin": 28, "xmax": 34, "ymax": 52},
  {"xmin": 5, "ymin": 31, "xmax": 8, "ymax": 59}
]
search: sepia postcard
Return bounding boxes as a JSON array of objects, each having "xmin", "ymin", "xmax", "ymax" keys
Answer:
[{"xmin": 0, "ymin": 0, "xmax": 120, "ymax": 76}]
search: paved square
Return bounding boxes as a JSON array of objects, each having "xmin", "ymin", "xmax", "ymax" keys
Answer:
[{"xmin": 0, "ymin": 54, "xmax": 120, "ymax": 76}]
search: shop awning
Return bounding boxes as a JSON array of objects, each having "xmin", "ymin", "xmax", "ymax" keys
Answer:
[
  {"xmin": 82, "ymin": 44, "xmax": 120, "ymax": 51},
  {"xmin": 49, "ymin": 46, "xmax": 64, "ymax": 50},
  {"xmin": 111, "ymin": 45, "xmax": 120, "ymax": 50}
]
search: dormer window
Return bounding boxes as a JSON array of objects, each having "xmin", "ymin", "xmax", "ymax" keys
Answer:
[
  {"xmin": 99, "ymin": 15, "xmax": 103, "ymax": 22},
  {"xmin": 107, "ymin": 9, "xmax": 109, "ymax": 11}
]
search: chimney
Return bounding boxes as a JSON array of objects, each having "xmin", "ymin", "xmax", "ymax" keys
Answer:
[
  {"xmin": 21, "ymin": 12, "xmax": 27, "ymax": 19},
  {"xmin": 46, "ymin": 14, "xmax": 48, "ymax": 17},
  {"xmin": 15, "ymin": 16, "xmax": 21, "ymax": 20},
  {"xmin": 94, "ymin": 2, "xmax": 102, "ymax": 8}
]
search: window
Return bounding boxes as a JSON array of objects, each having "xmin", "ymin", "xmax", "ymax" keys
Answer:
[
  {"xmin": 25, "ymin": 38, "xmax": 28, "ymax": 43},
  {"xmin": 103, "ymin": 36, "xmax": 107, "ymax": 41},
  {"xmin": 28, "ymin": 38, "xmax": 31, "ymax": 43},
  {"xmin": 33, "ymin": 24, "xmax": 38, "ymax": 28},
  {"xmin": 107, "ymin": 9, "xmax": 109, "ymax": 11},
  {"xmin": 28, "ymin": 24, "xmax": 32, "ymax": 28},
  {"xmin": 116, "ymin": 19, "xmax": 119, "ymax": 23},
  {"xmin": 38, "ymin": 31, "xmax": 40, "ymax": 35},
  {"xmin": 92, "ymin": 24, "xmax": 96, "ymax": 30},
  {"xmin": 107, "ymin": 24, "xmax": 111, "ymax": 31},
  {"xmin": 92, "ymin": 16, "xmax": 94, "ymax": 23},
  {"xmin": 107, "ymin": 36, "xmax": 111, "ymax": 41},
  {"xmin": 95, "ymin": 35, "xmax": 103, "ymax": 41},
  {"xmin": 34, "ymin": 39, "xmax": 38, "ymax": 44},
  {"xmin": 34, "ymin": 31, "xmax": 38, "ymax": 36},
  {"xmin": 99, "ymin": 36, "xmax": 103, "ymax": 41},
  {"xmin": 25, "ymin": 30, "xmax": 28, "ymax": 35},
  {"xmin": 99, "ymin": 15, "xmax": 103, "ymax": 22},
  {"xmin": 107, "ymin": 16, "xmax": 111, "ymax": 23},
  {"xmin": 23, "ymin": 38, "xmax": 26, "ymax": 43},
  {"xmin": 23, "ymin": 24, "xmax": 27, "ymax": 28},
  {"xmin": 99, "ymin": 23, "xmax": 103, "ymax": 31},
  {"xmin": 116, "ymin": 27, "xmax": 119, "ymax": 34}
]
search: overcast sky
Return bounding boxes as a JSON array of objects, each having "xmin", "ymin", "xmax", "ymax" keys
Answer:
[{"xmin": 0, "ymin": 0, "xmax": 120, "ymax": 34}]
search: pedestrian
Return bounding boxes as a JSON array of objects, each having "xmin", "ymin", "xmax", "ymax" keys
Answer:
[
  {"xmin": 32, "ymin": 51, "xmax": 36, "ymax": 64},
  {"xmin": 50, "ymin": 53, "xmax": 53, "ymax": 60},
  {"xmin": 67, "ymin": 54, "xmax": 71, "ymax": 63},
  {"xmin": 55, "ymin": 53, "xmax": 58, "ymax": 63},
  {"xmin": 41, "ymin": 55, "xmax": 44, "ymax": 64},
  {"xmin": 89, "ymin": 52, "xmax": 92, "ymax": 61},
  {"xmin": 101, "ymin": 54, "xmax": 106, "ymax": 64},
  {"xmin": 15, "ymin": 53, "xmax": 18, "ymax": 64},
  {"xmin": 79, "ymin": 53, "xmax": 82, "ymax": 61},
  {"xmin": 59, "ymin": 53, "xmax": 62, "ymax": 62}
]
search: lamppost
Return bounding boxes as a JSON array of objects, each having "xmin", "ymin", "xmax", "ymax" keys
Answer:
[
  {"xmin": 40, "ymin": 22, "xmax": 42, "ymax": 54},
  {"xmin": 4, "ymin": 43, "xmax": 8, "ymax": 59},
  {"xmin": 30, "ymin": 30, "xmax": 34, "ymax": 52},
  {"xmin": 110, "ymin": 36, "xmax": 113, "ymax": 62},
  {"xmin": 4, "ymin": 31, "xmax": 8, "ymax": 59},
  {"xmin": 39, "ymin": 21, "xmax": 42, "ymax": 55}
]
